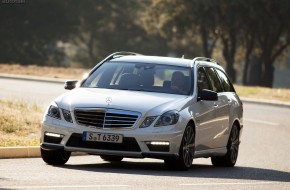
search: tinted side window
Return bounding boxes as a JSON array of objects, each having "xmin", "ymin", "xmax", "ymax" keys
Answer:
[
  {"xmin": 204, "ymin": 67, "xmax": 223, "ymax": 93},
  {"xmin": 197, "ymin": 67, "xmax": 212, "ymax": 94},
  {"xmin": 216, "ymin": 69, "xmax": 235, "ymax": 92}
]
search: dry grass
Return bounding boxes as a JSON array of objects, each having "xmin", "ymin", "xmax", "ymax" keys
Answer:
[
  {"xmin": 0, "ymin": 100, "xmax": 43, "ymax": 147},
  {"xmin": 234, "ymin": 85, "xmax": 290, "ymax": 102},
  {"xmin": 0, "ymin": 64, "xmax": 89, "ymax": 80}
]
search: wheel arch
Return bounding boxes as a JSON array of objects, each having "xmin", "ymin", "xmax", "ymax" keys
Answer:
[
  {"xmin": 186, "ymin": 119, "xmax": 196, "ymax": 140},
  {"xmin": 227, "ymin": 119, "xmax": 242, "ymax": 145},
  {"xmin": 233, "ymin": 119, "xmax": 241, "ymax": 131}
]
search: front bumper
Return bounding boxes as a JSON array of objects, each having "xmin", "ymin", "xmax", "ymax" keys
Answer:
[{"xmin": 41, "ymin": 116, "xmax": 184, "ymax": 159}]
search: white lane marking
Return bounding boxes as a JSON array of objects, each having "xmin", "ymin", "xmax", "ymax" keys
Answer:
[
  {"xmin": 179, "ymin": 181, "xmax": 280, "ymax": 186},
  {"xmin": 1, "ymin": 185, "xmax": 129, "ymax": 189},
  {"xmin": 244, "ymin": 118, "xmax": 279, "ymax": 126},
  {"xmin": 1, "ymin": 182, "xmax": 284, "ymax": 189}
]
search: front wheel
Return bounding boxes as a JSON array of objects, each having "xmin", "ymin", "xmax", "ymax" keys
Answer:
[
  {"xmin": 164, "ymin": 124, "xmax": 195, "ymax": 170},
  {"xmin": 41, "ymin": 148, "xmax": 71, "ymax": 165},
  {"xmin": 211, "ymin": 123, "xmax": 240, "ymax": 167}
]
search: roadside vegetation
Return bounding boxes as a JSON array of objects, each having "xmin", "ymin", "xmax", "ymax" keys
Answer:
[
  {"xmin": 0, "ymin": 64, "xmax": 88, "ymax": 80},
  {"xmin": 0, "ymin": 100, "xmax": 43, "ymax": 147},
  {"xmin": 235, "ymin": 85, "xmax": 290, "ymax": 102}
]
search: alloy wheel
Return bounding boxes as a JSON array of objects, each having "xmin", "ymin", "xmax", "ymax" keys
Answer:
[
  {"xmin": 229, "ymin": 125, "xmax": 239, "ymax": 163},
  {"xmin": 182, "ymin": 126, "xmax": 195, "ymax": 168}
]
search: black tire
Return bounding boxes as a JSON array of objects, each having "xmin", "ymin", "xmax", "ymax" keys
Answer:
[
  {"xmin": 100, "ymin": 155, "xmax": 123, "ymax": 162},
  {"xmin": 41, "ymin": 148, "xmax": 71, "ymax": 165},
  {"xmin": 211, "ymin": 123, "xmax": 240, "ymax": 167},
  {"xmin": 164, "ymin": 124, "xmax": 195, "ymax": 170}
]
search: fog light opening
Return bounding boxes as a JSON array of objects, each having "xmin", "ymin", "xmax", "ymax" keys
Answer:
[
  {"xmin": 45, "ymin": 132, "xmax": 64, "ymax": 138},
  {"xmin": 44, "ymin": 132, "xmax": 64, "ymax": 144},
  {"xmin": 147, "ymin": 141, "xmax": 170, "ymax": 146},
  {"xmin": 146, "ymin": 141, "xmax": 170, "ymax": 152}
]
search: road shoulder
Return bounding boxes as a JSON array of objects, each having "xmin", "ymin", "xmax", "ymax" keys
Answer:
[{"xmin": 0, "ymin": 146, "xmax": 40, "ymax": 158}]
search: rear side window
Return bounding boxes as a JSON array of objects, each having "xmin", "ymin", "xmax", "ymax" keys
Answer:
[
  {"xmin": 204, "ymin": 67, "xmax": 223, "ymax": 93},
  {"xmin": 215, "ymin": 69, "xmax": 235, "ymax": 92}
]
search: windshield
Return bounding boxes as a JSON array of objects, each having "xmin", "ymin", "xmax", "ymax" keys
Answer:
[{"xmin": 82, "ymin": 61, "xmax": 193, "ymax": 95}]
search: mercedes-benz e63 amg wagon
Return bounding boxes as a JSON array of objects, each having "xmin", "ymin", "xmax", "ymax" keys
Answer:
[{"xmin": 41, "ymin": 52, "xmax": 243, "ymax": 170}]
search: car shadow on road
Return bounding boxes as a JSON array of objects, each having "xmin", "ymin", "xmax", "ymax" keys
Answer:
[{"xmin": 58, "ymin": 160, "xmax": 290, "ymax": 183}]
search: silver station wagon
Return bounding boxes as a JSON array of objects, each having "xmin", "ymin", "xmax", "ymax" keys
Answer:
[{"xmin": 41, "ymin": 52, "xmax": 243, "ymax": 170}]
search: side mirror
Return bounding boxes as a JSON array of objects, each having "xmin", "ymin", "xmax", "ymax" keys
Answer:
[
  {"xmin": 64, "ymin": 80, "xmax": 78, "ymax": 90},
  {"xmin": 198, "ymin": 89, "xmax": 218, "ymax": 101}
]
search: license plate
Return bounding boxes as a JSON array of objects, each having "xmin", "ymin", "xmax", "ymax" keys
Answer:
[{"xmin": 82, "ymin": 132, "xmax": 123, "ymax": 143}]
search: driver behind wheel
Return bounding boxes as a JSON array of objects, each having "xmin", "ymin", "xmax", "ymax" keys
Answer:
[{"xmin": 171, "ymin": 71, "xmax": 186, "ymax": 94}]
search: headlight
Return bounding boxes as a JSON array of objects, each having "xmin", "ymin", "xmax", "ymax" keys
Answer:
[
  {"xmin": 139, "ymin": 116, "xmax": 157, "ymax": 128},
  {"xmin": 155, "ymin": 110, "xmax": 179, "ymax": 127},
  {"xmin": 47, "ymin": 102, "xmax": 61, "ymax": 120},
  {"xmin": 62, "ymin": 109, "xmax": 73, "ymax": 123}
]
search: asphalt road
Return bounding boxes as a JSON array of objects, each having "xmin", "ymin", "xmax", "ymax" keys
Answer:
[
  {"xmin": 0, "ymin": 78, "xmax": 290, "ymax": 190},
  {"xmin": 0, "ymin": 78, "xmax": 66, "ymax": 109}
]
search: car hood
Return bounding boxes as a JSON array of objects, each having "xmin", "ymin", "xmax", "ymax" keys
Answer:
[{"xmin": 55, "ymin": 88, "xmax": 190, "ymax": 116}]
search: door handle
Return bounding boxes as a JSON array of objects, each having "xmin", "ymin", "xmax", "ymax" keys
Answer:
[{"xmin": 213, "ymin": 103, "xmax": 219, "ymax": 108}]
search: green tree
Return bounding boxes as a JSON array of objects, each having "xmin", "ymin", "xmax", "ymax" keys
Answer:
[
  {"xmin": 238, "ymin": 0, "xmax": 290, "ymax": 87},
  {"xmin": 143, "ymin": 0, "xmax": 290, "ymax": 86},
  {"xmin": 142, "ymin": 0, "xmax": 218, "ymax": 58},
  {"xmin": 215, "ymin": 0, "xmax": 244, "ymax": 83},
  {"xmin": 253, "ymin": 0, "xmax": 290, "ymax": 87},
  {"xmin": 68, "ymin": 0, "xmax": 170, "ymax": 67},
  {"xmin": 0, "ymin": 0, "xmax": 77, "ymax": 65},
  {"xmin": 239, "ymin": 1, "xmax": 257, "ymax": 85},
  {"xmin": 0, "ymin": 0, "xmax": 168, "ymax": 67},
  {"xmin": 185, "ymin": 0, "xmax": 218, "ymax": 58},
  {"xmin": 143, "ymin": 0, "xmax": 243, "ymax": 82}
]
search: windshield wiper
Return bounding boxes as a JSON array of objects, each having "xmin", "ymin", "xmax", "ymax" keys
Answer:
[{"xmin": 118, "ymin": 88, "xmax": 146, "ymax": 92}]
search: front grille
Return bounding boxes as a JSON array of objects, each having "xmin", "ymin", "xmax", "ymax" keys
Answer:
[
  {"xmin": 75, "ymin": 109, "xmax": 105, "ymax": 128},
  {"xmin": 66, "ymin": 133, "xmax": 141, "ymax": 152},
  {"xmin": 75, "ymin": 108, "xmax": 140, "ymax": 129}
]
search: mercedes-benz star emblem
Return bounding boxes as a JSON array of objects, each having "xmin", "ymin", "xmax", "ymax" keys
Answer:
[{"xmin": 105, "ymin": 97, "xmax": 112, "ymax": 105}]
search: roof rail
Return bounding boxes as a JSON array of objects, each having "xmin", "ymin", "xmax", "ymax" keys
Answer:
[
  {"xmin": 103, "ymin": 51, "xmax": 142, "ymax": 62},
  {"xmin": 192, "ymin": 57, "xmax": 219, "ymax": 65}
]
